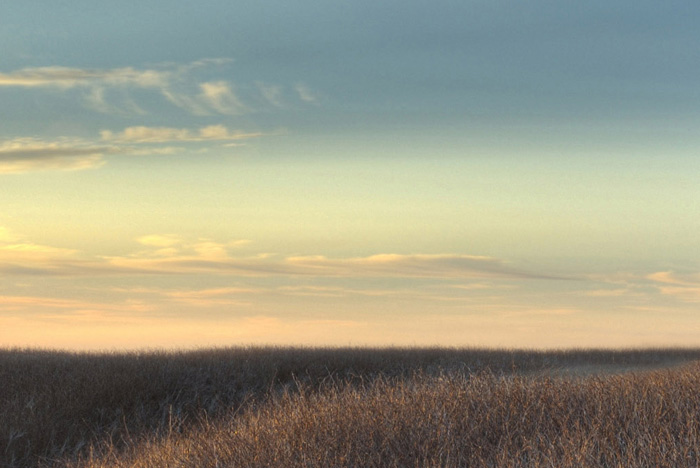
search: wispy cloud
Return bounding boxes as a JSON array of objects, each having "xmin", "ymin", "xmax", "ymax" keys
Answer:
[
  {"xmin": 0, "ymin": 63, "xmax": 208, "ymax": 116},
  {"xmin": 128, "ymin": 236, "xmax": 251, "ymax": 261},
  {"xmin": 295, "ymin": 82, "xmax": 319, "ymax": 104},
  {"xmin": 0, "ymin": 242, "xmax": 77, "ymax": 263},
  {"xmin": 85, "ymin": 86, "xmax": 147, "ymax": 114},
  {"xmin": 0, "ymin": 226, "xmax": 113, "ymax": 276},
  {"xmin": 647, "ymin": 271, "xmax": 700, "ymax": 286},
  {"xmin": 103, "ymin": 252, "xmax": 528, "ymax": 278},
  {"xmin": 655, "ymin": 286, "xmax": 700, "ymax": 303},
  {"xmin": 0, "ymin": 229, "xmax": 561, "ymax": 282},
  {"xmin": 0, "ymin": 138, "xmax": 110, "ymax": 174},
  {"xmin": 0, "ymin": 123, "xmax": 261, "ymax": 174},
  {"xmin": 0, "ymin": 66, "xmax": 169, "ymax": 89},
  {"xmin": 284, "ymin": 254, "xmax": 565, "ymax": 280},
  {"xmin": 256, "ymin": 82, "xmax": 285, "ymax": 108},
  {"xmin": 647, "ymin": 270, "xmax": 700, "ymax": 302},
  {"xmin": 100, "ymin": 248, "xmax": 565, "ymax": 281},
  {"xmin": 0, "ymin": 60, "xmax": 321, "ymax": 116},
  {"xmin": 198, "ymin": 81, "xmax": 248, "ymax": 115},
  {"xmin": 100, "ymin": 125, "xmax": 262, "ymax": 143}
]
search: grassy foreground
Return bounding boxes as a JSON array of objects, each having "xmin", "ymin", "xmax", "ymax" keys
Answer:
[{"xmin": 1, "ymin": 347, "xmax": 700, "ymax": 467}]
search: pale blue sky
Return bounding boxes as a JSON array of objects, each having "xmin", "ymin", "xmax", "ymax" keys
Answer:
[{"xmin": 1, "ymin": 1, "xmax": 699, "ymax": 348}]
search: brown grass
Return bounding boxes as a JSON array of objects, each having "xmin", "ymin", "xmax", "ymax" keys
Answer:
[{"xmin": 2, "ymin": 347, "xmax": 699, "ymax": 467}]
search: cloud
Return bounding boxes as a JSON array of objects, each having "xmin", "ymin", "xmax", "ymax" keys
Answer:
[
  {"xmin": 647, "ymin": 270, "xmax": 700, "ymax": 302},
  {"xmin": 100, "ymin": 125, "xmax": 262, "ymax": 143},
  {"xmin": 0, "ymin": 228, "xmax": 91, "ymax": 275},
  {"xmin": 256, "ymin": 82, "xmax": 285, "ymax": 107},
  {"xmin": 284, "ymin": 254, "xmax": 562, "ymax": 280},
  {"xmin": 655, "ymin": 286, "xmax": 700, "ymax": 303},
  {"xmin": 0, "ymin": 138, "xmax": 109, "ymax": 174},
  {"xmin": 0, "ymin": 123, "xmax": 261, "ymax": 174},
  {"xmin": 115, "ymin": 283, "xmax": 482, "ymax": 306},
  {"xmin": 0, "ymin": 242, "xmax": 77, "ymax": 262},
  {"xmin": 198, "ymin": 81, "xmax": 248, "ymax": 115},
  {"xmin": 0, "ymin": 243, "xmax": 551, "ymax": 280},
  {"xmin": 1, "ymin": 60, "xmax": 321, "ymax": 124},
  {"xmin": 0, "ymin": 229, "xmax": 558, "ymax": 282},
  {"xmin": 85, "ymin": 86, "xmax": 147, "ymax": 114},
  {"xmin": 128, "ymin": 236, "xmax": 251, "ymax": 261},
  {"xmin": 0, "ymin": 66, "xmax": 170, "ymax": 89},
  {"xmin": 0, "ymin": 61, "xmax": 247, "ymax": 116},
  {"xmin": 98, "ymin": 251, "xmax": 562, "ymax": 280},
  {"xmin": 647, "ymin": 271, "xmax": 700, "ymax": 286},
  {"xmin": 126, "ymin": 146, "xmax": 183, "ymax": 156},
  {"xmin": 295, "ymin": 83, "xmax": 319, "ymax": 104}
]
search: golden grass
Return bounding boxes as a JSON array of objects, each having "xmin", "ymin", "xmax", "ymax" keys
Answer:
[
  {"xmin": 2, "ymin": 347, "xmax": 699, "ymax": 467},
  {"xmin": 72, "ymin": 364, "xmax": 700, "ymax": 468}
]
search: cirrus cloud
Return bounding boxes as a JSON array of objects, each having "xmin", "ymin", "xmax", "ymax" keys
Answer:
[
  {"xmin": 0, "ymin": 62, "xmax": 217, "ymax": 116},
  {"xmin": 100, "ymin": 125, "xmax": 263, "ymax": 143},
  {"xmin": 0, "ymin": 228, "xmax": 561, "ymax": 281},
  {"xmin": 0, "ymin": 60, "xmax": 321, "ymax": 116},
  {"xmin": 0, "ymin": 66, "xmax": 170, "ymax": 89},
  {"xmin": 198, "ymin": 81, "xmax": 248, "ymax": 115},
  {"xmin": 284, "ymin": 254, "xmax": 565, "ymax": 280},
  {"xmin": 0, "ymin": 138, "xmax": 111, "ymax": 174},
  {"xmin": 647, "ymin": 270, "xmax": 700, "ymax": 303},
  {"xmin": 0, "ymin": 123, "xmax": 261, "ymax": 174}
]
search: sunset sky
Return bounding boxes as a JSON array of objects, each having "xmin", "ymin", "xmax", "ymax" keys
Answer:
[{"xmin": 2, "ymin": 1, "xmax": 700, "ymax": 349}]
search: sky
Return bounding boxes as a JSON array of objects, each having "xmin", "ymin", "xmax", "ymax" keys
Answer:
[{"xmin": 1, "ymin": 1, "xmax": 699, "ymax": 349}]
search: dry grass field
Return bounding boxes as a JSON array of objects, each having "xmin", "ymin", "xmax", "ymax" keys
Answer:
[{"xmin": 2, "ymin": 347, "xmax": 699, "ymax": 467}]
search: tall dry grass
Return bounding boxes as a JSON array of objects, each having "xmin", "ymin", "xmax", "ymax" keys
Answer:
[
  {"xmin": 1, "ymin": 347, "xmax": 699, "ymax": 467},
  {"xmin": 70, "ymin": 363, "xmax": 700, "ymax": 468}
]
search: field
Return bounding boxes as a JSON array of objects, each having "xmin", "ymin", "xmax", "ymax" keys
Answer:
[{"xmin": 2, "ymin": 347, "xmax": 700, "ymax": 467}]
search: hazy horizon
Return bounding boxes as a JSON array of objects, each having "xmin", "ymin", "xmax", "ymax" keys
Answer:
[{"xmin": 2, "ymin": 1, "xmax": 699, "ymax": 350}]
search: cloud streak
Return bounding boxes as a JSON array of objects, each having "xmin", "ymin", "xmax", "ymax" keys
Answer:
[
  {"xmin": 100, "ymin": 125, "xmax": 262, "ymax": 143},
  {"xmin": 0, "ymin": 66, "xmax": 169, "ymax": 89},
  {"xmin": 0, "ymin": 63, "xmax": 234, "ymax": 116},
  {"xmin": 647, "ymin": 271, "xmax": 700, "ymax": 302},
  {"xmin": 0, "ymin": 230, "xmax": 564, "ymax": 281},
  {"xmin": 284, "ymin": 254, "xmax": 566, "ymax": 280},
  {"xmin": 256, "ymin": 82, "xmax": 285, "ymax": 108},
  {"xmin": 0, "ymin": 138, "xmax": 110, "ymax": 174},
  {"xmin": 0, "ymin": 123, "xmax": 260, "ymax": 174},
  {"xmin": 0, "ymin": 60, "xmax": 321, "ymax": 116},
  {"xmin": 295, "ymin": 83, "xmax": 319, "ymax": 104},
  {"xmin": 198, "ymin": 81, "xmax": 248, "ymax": 115}
]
